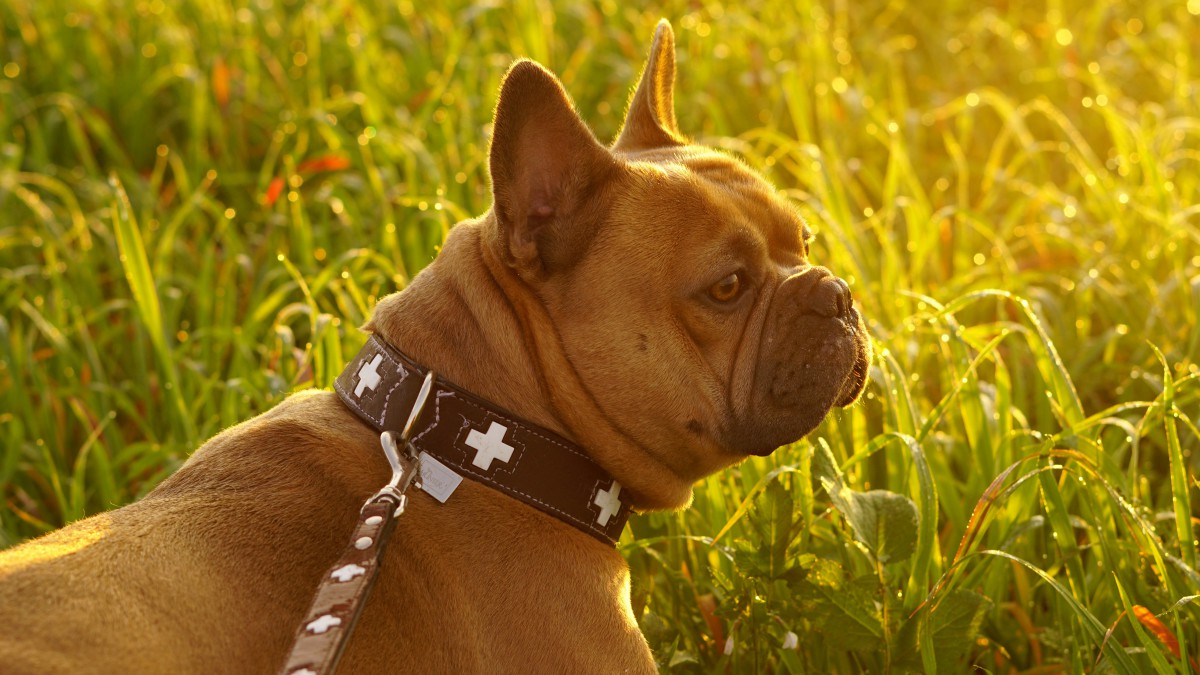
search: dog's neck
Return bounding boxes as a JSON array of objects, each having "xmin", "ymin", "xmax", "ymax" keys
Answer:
[{"xmin": 365, "ymin": 218, "xmax": 693, "ymax": 511}]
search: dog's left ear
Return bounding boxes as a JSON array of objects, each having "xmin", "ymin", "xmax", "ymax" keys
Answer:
[
  {"xmin": 614, "ymin": 20, "xmax": 685, "ymax": 152},
  {"xmin": 489, "ymin": 60, "xmax": 619, "ymax": 278}
]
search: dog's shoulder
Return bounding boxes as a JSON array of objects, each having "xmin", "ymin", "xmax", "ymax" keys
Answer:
[{"xmin": 149, "ymin": 389, "xmax": 382, "ymax": 502}]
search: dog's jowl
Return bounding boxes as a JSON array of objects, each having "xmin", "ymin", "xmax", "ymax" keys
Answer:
[{"xmin": 0, "ymin": 20, "xmax": 870, "ymax": 673}]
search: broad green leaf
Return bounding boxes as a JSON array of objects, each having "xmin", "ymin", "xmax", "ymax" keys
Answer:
[
  {"xmin": 896, "ymin": 589, "xmax": 990, "ymax": 673},
  {"xmin": 929, "ymin": 590, "xmax": 990, "ymax": 672},
  {"xmin": 813, "ymin": 445, "xmax": 921, "ymax": 563},
  {"xmin": 799, "ymin": 560, "xmax": 884, "ymax": 650}
]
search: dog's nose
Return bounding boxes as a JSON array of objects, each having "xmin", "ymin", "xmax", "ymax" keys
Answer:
[{"xmin": 790, "ymin": 267, "xmax": 852, "ymax": 319}]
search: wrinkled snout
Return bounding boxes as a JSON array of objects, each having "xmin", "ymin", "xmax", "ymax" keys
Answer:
[
  {"xmin": 765, "ymin": 266, "xmax": 865, "ymax": 410},
  {"xmin": 732, "ymin": 266, "xmax": 872, "ymax": 456}
]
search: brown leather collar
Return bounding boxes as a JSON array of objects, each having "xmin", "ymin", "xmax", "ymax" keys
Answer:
[{"xmin": 334, "ymin": 335, "xmax": 631, "ymax": 546}]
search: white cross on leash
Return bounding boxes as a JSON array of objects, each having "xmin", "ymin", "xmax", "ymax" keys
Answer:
[
  {"xmin": 354, "ymin": 353, "xmax": 383, "ymax": 397},
  {"xmin": 330, "ymin": 563, "xmax": 366, "ymax": 583},
  {"xmin": 594, "ymin": 481, "xmax": 622, "ymax": 527},
  {"xmin": 464, "ymin": 422, "xmax": 514, "ymax": 470},
  {"xmin": 305, "ymin": 614, "xmax": 342, "ymax": 634}
]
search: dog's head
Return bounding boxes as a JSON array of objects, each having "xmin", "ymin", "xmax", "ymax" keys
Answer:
[{"xmin": 485, "ymin": 21, "xmax": 871, "ymax": 501}]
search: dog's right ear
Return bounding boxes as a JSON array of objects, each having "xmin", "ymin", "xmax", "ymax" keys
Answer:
[
  {"xmin": 489, "ymin": 60, "xmax": 619, "ymax": 279},
  {"xmin": 614, "ymin": 20, "xmax": 685, "ymax": 152}
]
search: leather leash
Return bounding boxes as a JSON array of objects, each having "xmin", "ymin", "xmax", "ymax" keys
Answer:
[{"xmin": 280, "ymin": 373, "xmax": 434, "ymax": 675}]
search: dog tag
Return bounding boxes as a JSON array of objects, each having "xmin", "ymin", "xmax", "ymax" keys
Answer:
[{"xmin": 418, "ymin": 451, "xmax": 462, "ymax": 503}]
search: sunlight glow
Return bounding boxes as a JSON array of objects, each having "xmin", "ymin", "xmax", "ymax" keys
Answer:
[{"xmin": 0, "ymin": 515, "xmax": 110, "ymax": 576}]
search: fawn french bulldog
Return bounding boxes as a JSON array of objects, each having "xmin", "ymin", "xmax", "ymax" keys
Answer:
[{"xmin": 0, "ymin": 20, "xmax": 869, "ymax": 673}]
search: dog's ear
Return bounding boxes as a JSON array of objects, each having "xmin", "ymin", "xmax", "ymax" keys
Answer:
[
  {"xmin": 614, "ymin": 20, "xmax": 685, "ymax": 152},
  {"xmin": 489, "ymin": 60, "xmax": 619, "ymax": 278}
]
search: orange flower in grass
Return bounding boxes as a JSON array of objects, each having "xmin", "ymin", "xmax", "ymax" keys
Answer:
[
  {"xmin": 263, "ymin": 155, "xmax": 352, "ymax": 206},
  {"xmin": 1132, "ymin": 604, "xmax": 1198, "ymax": 670}
]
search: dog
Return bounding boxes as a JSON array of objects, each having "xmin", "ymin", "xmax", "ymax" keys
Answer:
[{"xmin": 0, "ymin": 20, "xmax": 870, "ymax": 673}]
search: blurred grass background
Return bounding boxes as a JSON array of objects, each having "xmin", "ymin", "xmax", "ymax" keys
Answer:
[{"xmin": 2, "ymin": 0, "xmax": 1199, "ymax": 672}]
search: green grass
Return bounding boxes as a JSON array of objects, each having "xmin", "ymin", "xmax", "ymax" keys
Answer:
[{"xmin": 2, "ymin": 0, "xmax": 1199, "ymax": 671}]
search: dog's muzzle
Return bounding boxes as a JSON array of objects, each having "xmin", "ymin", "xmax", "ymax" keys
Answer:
[{"xmin": 733, "ymin": 266, "xmax": 872, "ymax": 456}]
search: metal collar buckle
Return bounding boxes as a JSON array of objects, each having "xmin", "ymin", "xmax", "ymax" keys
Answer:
[
  {"xmin": 366, "ymin": 370, "xmax": 435, "ymax": 516},
  {"xmin": 281, "ymin": 370, "xmax": 440, "ymax": 675}
]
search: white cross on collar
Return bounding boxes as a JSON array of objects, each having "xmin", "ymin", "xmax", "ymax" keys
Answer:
[
  {"xmin": 464, "ymin": 421, "xmax": 515, "ymax": 471},
  {"xmin": 353, "ymin": 353, "xmax": 383, "ymax": 397},
  {"xmin": 593, "ymin": 481, "xmax": 622, "ymax": 527}
]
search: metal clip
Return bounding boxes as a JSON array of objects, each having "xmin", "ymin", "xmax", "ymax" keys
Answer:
[
  {"xmin": 400, "ymin": 370, "xmax": 436, "ymax": 448},
  {"xmin": 369, "ymin": 371, "xmax": 436, "ymax": 515}
]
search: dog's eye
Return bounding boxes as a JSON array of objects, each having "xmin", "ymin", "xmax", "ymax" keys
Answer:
[{"xmin": 709, "ymin": 273, "xmax": 742, "ymax": 303}]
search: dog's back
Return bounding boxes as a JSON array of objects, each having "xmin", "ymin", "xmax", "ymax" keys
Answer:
[
  {"xmin": 0, "ymin": 391, "xmax": 364, "ymax": 673},
  {"xmin": 0, "ymin": 389, "xmax": 654, "ymax": 673}
]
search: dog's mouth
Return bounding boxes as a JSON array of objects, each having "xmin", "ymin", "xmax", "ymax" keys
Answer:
[
  {"xmin": 831, "ymin": 311, "xmax": 872, "ymax": 408},
  {"xmin": 730, "ymin": 310, "xmax": 872, "ymax": 457}
]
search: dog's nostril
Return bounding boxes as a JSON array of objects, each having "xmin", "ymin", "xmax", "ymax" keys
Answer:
[
  {"xmin": 834, "ymin": 277, "xmax": 852, "ymax": 316},
  {"xmin": 802, "ymin": 275, "xmax": 851, "ymax": 319}
]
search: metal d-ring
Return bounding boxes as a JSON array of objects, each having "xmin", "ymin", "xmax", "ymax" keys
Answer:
[
  {"xmin": 400, "ymin": 371, "xmax": 436, "ymax": 446},
  {"xmin": 372, "ymin": 371, "xmax": 436, "ymax": 512}
]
